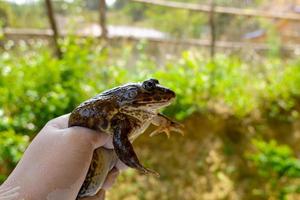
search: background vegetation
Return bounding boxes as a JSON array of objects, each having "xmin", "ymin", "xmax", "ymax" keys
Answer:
[{"xmin": 1, "ymin": 0, "xmax": 300, "ymax": 199}]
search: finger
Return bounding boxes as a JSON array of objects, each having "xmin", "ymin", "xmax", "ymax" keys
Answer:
[
  {"xmin": 115, "ymin": 160, "xmax": 128, "ymax": 171},
  {"xmin": 46, "ymin": 113, "xmax": 71, "ymax": 129},
  {"xmin": 79, "ymin": 189, "xmax": 105, "ymax": 200},
  {"xmin": 67, "ymin": 126, "xmax": 110, "ymax": 149},
  {"xmin": 46, "ymin": 114, "xmax": 110, "ymax": 149},
  {"xmin": 101, "ymin": 167, "xmax": 119, "ymax": 190},
  {"xmin": 0, "ymin": 186, "xmax": 21, "ymax": 199},
  {"xmin": 103, "ymin": 137, "xmax": 113, "ymax": 149}
]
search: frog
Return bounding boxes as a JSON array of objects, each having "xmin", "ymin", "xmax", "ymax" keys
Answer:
[{"xmin": 68, "ymin": 78, "xmax": 183, "ymax": 199}]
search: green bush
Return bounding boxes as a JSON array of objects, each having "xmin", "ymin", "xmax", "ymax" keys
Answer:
[
  {"xmin": 0, "ymin": 130, "xmax": 29, "ymax": 182},
  {"xmin": 3, "ymin": 38, "xmax": 300, "ymax": 125},
  {"xmin": 247, "ymin": 139, "xmax": 300, "ymax": 199},
  {"xmin": 1, "ymin": 37, "xmax": 300, "ymax": 186}
]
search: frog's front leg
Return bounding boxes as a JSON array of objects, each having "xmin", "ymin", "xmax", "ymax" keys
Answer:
[
  {"xmin": 150, "ymin": 113, "xmax": 184, "ymax": 138},
  {"xmin": 112, "ymin": 118, "xmax": 159, "ymax": 177}
]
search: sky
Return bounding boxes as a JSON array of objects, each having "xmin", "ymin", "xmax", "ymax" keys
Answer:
[{"xmin": 5, "ymin": 0, "xmax": 117, "ymax": 6}]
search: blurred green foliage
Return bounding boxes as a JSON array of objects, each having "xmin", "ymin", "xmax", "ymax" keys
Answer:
[
  {"xmin": 0, "ymin": 130, "xmax": 29, "ymax": 182},
  {"xmin": 0, "ymin": 1, "xmax": 14, "ymax": 27},
  {"xmin": 0, "ymin": 1, "xmax": 47, "ymax": 28},
  {"xmin": 2, "ymin": 38, "xmax": 300, "ymax": 126},
  {"xmin": 248, "ymin": 139, "xmax": 300, "ymax": 199},
  {"xmin": 1, "ymin": 38, "xmax": 300, "ymax": 199}
]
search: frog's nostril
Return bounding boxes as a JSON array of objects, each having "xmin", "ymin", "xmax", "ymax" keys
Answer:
[
  {"xmin": 165, "ymin": 88, "xmax": 175, "ymax": 98},
  {"xmin": 171, "ymin": 91, "xmax": 176, "ymax": 98}
]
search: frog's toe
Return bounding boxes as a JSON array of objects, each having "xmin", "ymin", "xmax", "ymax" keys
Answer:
[
  {"xmin": 171, "ymin": 125, "xmax": 184, "ymax": 136},
  {"xmin": 149, "ymin": 128, "xmax": 170, "ymax": 138},
  {"xmin": 149, "ymin": 129, "xmax": 159, "ymax": 137},
  {"xmin": 150, "ymin": 123, "xmax": 184, "ymax": 138},
  {"xmin": 137, "ymin": 166, "xmax": 160, "ymax": 177}
]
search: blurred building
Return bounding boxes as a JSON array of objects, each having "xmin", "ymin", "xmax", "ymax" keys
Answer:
[
  {"xmin": 55, "ymin": 14, "xmax": 167, "ymax": 39},
  {"xmin": 244, "ymin": 0, "xmax": 300, "ymax": 44},
  {"xmin": 244, "ymin": 0, "xmax": 300, "ymax": 43},
  {"xmin": 80, "ymin": 23, "xmax": 167, "ymax": 39}
]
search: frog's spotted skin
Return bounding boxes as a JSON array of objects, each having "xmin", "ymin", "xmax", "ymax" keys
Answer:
[{"xmin": 68, "ymin": 79, "xmax": 183, "ymax": 199}]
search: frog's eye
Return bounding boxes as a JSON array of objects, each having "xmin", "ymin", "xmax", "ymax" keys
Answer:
[
  {"xmin": 125, "ymin": 89, "xmax": 138, "ymax": 99},
  {"xmin": 149, "ymin": 78, "xmax": 159, "ymax": 84},
  {"xmin": 142, "ymin": 80, "xmax": 156, "ymax": 91}
]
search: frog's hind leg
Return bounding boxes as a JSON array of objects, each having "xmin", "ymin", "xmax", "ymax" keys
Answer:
[{"xmin": 113, "ymin": 122, "xmax": 160, "ymax": 177}]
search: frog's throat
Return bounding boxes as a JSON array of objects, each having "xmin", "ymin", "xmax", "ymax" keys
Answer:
[{"xmin": 119, "ymin": 107, "xmax": 157, "ymax": 119}]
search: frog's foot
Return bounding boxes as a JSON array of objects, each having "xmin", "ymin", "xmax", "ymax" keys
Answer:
[
  {"xmin": 136, "ymin": 165, "xmax": 160, "ymax": 177},
  {"xmin": 150, "ymin": 114, "xmax": 184, "ymax": 138}
]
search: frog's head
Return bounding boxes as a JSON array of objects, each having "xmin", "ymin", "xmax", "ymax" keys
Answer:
[{"xmin": 104, "ymin": 79, "xmax": 175, "ymax": 111}]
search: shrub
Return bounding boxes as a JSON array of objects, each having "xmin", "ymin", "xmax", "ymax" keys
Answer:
[
  {"xmin": 1, "ymin": 37, "xmax": 300, "ymax": 186},
  {"xmin": 247, "ymin": 139, "xmax": 300, "ymax": 199},
  {"xmin": 0, "ymin": 130, "xmax": 29, "ymax": 182}
]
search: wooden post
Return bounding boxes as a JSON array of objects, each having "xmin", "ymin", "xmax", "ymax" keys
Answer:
[
  {"xmin": 45, "ymin": 0, "xmax": 62, "ymax": 59},
  {"xmin": 209, "ymin": 1, "xmax": 216, "ymax": 59},
  {"xmin": 208, "ymin": 1, "xmax": 216, "ymax": 99},
  {"xmin": 99, "ymin": 0, "xmax": 108, "ymax": 39}
]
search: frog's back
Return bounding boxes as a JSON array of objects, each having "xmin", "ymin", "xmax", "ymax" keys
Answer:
[{"xmin": 68, "ymin": 93, "xmax": 118, "ymax": 132}]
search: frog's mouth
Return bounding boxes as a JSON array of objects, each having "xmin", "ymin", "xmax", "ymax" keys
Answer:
[
  {"xmin": 133, "ymin": 99, "xmax": 174, "ymax": 110},
  {"xmin": 129, "ymin": 84, "xmax": 176, "ymax": 110}
]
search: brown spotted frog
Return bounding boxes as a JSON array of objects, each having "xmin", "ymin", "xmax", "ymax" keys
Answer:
[{"xmin": 68, "ymin": 79, "xmax": 183, "ymax": 198}]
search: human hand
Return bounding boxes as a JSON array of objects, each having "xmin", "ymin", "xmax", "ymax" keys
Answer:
[{"xmin": 0, "ymin": 114, "xmax": 127, "ymax": 200}]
